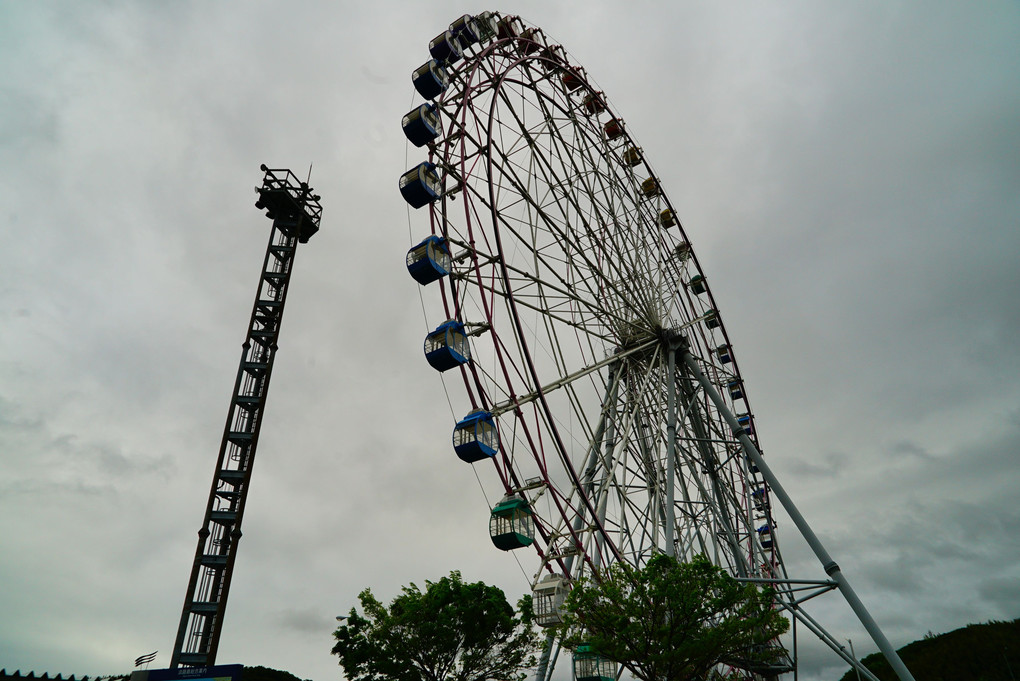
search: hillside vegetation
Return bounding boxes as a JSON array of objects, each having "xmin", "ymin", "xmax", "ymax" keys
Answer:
[
  {"xmin": 838, "ymin": 619, "xmax": 1020, "ymax": 681},
  {"xmin": 241, "ymin": 667, "xmax": 308, "ymax": 681}
]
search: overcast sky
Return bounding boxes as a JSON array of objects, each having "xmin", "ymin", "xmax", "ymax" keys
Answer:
[{"xmin": 1, "ymin": 2, "xmax": 1018, "ymax": 681}]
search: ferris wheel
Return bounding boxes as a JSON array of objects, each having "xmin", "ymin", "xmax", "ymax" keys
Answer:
[{"xmin": 399, "ymin": 13, "xmax": 915, "ymax": 681}]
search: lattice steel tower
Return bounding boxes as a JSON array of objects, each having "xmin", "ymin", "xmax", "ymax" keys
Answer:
[{"xmin": 170, "ymin": 166, "xmax": 323, "ymax": 668}]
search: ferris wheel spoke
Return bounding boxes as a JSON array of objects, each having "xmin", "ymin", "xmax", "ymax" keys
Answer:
[
  {"xmin": 486, "ymin": 82, "xmax": 649, "ymax": 320},
  {"xmin": 487, "ymin": 339, "xmax": 655, "ymax": 418},
  {"xmin": 453, "ymin": 154, "xmax": 638, "ymax": 342},
  {"xmin": 525, "ymin": 99, "xmax": 666, "ymax": 321}
]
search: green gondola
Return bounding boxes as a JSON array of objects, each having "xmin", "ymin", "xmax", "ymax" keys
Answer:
[
  {"xmin": 573, "ymin": 644, "xmax": 618, "ymax": 681},
  {"xmin": 489, "ymin": 495, "xmax": 534, "ymax": 551}
]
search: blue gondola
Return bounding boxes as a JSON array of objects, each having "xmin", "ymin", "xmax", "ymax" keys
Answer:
[
  {"xmin": 453, "ymin": 410, "xmax": 498, "ymax": 463},
  {"xmin": 489, "ymin": 496, "xmax": 534, "ymax": 550},
  {"xmin": 574, "ymin": 645, "xmax": 618, "ymax": 681},
  {"xmin": 728, "ymin": 379, "xmax": 744, "ymax": 400},
  {"xmin": 450, "ymin": 14, "xmax": 481, "ymax": 45},
  {"xmin": 399, "ymin": 162, "xmax": 441, "ymax": 209},
  {"xmin": 752, "ymin": 487, "xmax": 767, "ymax": 511},
  {"xmin": 406, "ymin": 235, "xmax": 451, "ymax": 285},
  {"xmin": 690, "ymin": 274, "xmax": 706, "ymax": 295},
  {"xmin": 429, "ymin": 30, "xmax": 462, "ymax": 64},
  {"xmin": 424, "ymin": 320, "xmax": 470, "ymax": 372},
  {"xmin": 412, "ymin": 59, "xmax": 449, "ymax": 100},
  {"xmin": 402, "ymin": 102, "xmax": 442, "ymax": 147},
  {"xmin": 737, "ymin": 412, "xmax": 753, "ymax": 435},
  {"xmin": 716, "ymin": 344, "xmax": 732, "ymax": 364},
  {"xmin": 758, "ymin": 524, "xmax": 774, "ymax": 549},
  {"xmin": 704, "ymin": 309, "xmax": 720, "ymax": 329}
]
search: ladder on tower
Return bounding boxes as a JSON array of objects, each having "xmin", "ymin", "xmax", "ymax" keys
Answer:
[{"xmin": 170, "ymin": 166, "xmax": 323, "ymax": 669}]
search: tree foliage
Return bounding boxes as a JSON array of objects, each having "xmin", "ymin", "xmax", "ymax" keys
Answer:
[
  {"xmin": 558, "ymin": 554, "xmax": 789, "ymax": 681},
  {"xmin": 331, "ymin": 571, "xmax": 539, "ymax": 681}
]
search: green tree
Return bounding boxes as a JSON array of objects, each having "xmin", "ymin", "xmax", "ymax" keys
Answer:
[
  {"xmin": 558, "ymin": 554, "xmax": 790, "ymax": 681},
  {"xmin": 331, "ymin": 571, "xmax": 539, "ymax": 681}
]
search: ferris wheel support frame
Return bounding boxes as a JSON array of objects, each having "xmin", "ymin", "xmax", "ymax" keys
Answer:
[{"xmin": 681, "ymin": 347, "xmax": 916, "ymax": 681}]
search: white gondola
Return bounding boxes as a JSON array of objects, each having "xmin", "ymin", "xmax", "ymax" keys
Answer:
[{"xmin": 532, "ymin": 574, "xmax": 569, "ymax": 627}]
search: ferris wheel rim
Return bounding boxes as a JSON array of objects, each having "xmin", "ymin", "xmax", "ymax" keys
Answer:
[{"xmin": 409, "ymin": 12, "xmax": 779, "ymax": 587}]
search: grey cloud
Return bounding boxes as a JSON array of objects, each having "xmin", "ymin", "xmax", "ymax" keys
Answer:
[
  {"xmin": 977, "ymin": 578, "xmax": 1020, "ymax": 618},
  {"xmin": 277, "ymin": 608, "xmax": 333, "ymax": 636},
  {"xmin": 887, "ymin": 440, "xmax": 934, "ymax": 460},
  {"xmin": 1, "ymin": 3, "xmax": 1018, "ymax": 681},
  {"xmin": 786, "ymin": 451, "xmax": 849, "ymax": 478}
]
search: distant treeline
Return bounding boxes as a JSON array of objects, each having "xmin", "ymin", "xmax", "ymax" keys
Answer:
[
  {"xmin": 239, "ymin": 667, "xmax": 309, "ymax": 681},
  {"xmin": 0, "ymin": 673, "xmax": 128, "ymax": 681},
  {"xmin": 839, "ymin": 618, "xmax": 1020, "ymax": 681},
  {"xmin": 0, "ymin": 667, "xmax": 303, "ymax": 681}
]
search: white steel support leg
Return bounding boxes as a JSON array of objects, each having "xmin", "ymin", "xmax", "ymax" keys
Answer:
[
  {"xmin": 664, "ymin": 344, "xmax": 678, "ymax": 558},
  {"xmin": 535, "ymin": 631, "xmax": 557, "ymax": 681},
  {"xmin": 681, "ymin": 351, "xmax": 917, "ymax": 681}
]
